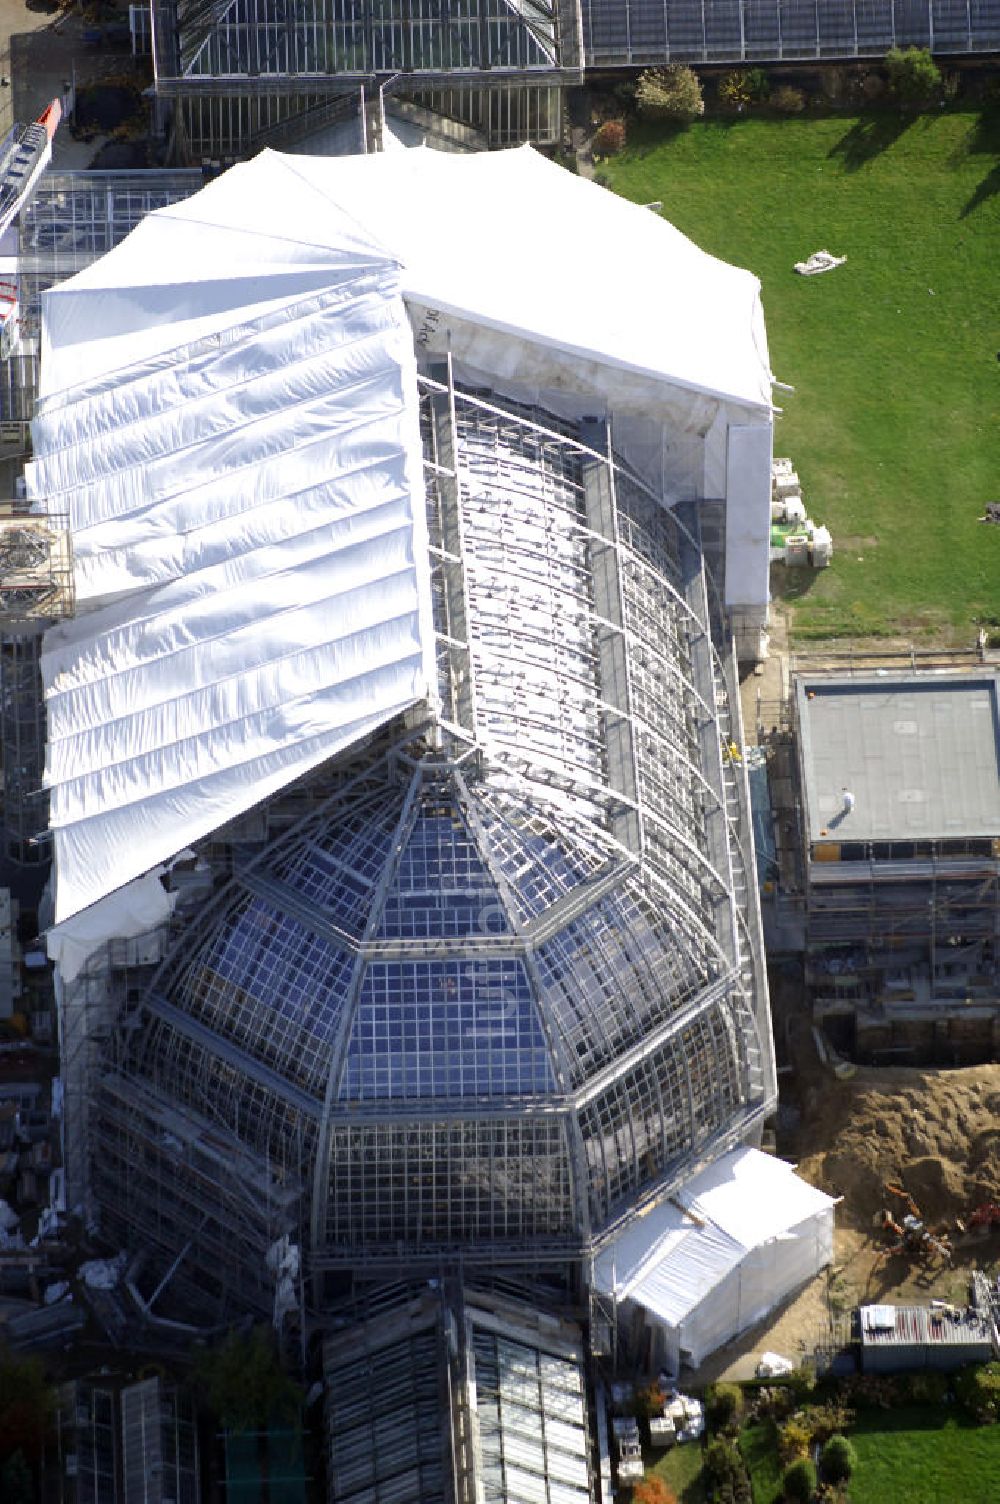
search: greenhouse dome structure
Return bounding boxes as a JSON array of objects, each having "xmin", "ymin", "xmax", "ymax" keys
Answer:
[{"xmin": 31, "ymin": 148, "xmax": 777, "ymax": 1322}]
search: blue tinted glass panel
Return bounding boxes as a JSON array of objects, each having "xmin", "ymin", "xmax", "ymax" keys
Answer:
[
  {"xmin": 184, "ymin": 894, "xmax": 355, "ymax": 1091},
  {"xmin": 378, "ymin": 808, "xmax": 509, "ymax": 939},
  {"xmin": 269, "ymin": 791, "xmax": 405, "ymax": 938},
  {"xmin": 340, "ymin": 957, "xmax": 554, "ymax": 1100}
]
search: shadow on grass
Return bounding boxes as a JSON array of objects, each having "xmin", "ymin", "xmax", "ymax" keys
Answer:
[
  {"xmin": 827, "ymin": 110, "xmax": 914, "ymax": 170},
  {"xmin": 768, "ymin": 565, "xmax": 819, "ymax": 605},
  {"xmin": 850, "ymin": 1404, "xmax": 975, "ymax": 1436},
  {"xmin": 960, "ymin": 107, "xmax": 1000, "ymax": 218}
]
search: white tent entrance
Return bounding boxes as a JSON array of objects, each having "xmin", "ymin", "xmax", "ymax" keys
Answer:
[{"xmin": 594, "ymin": 1147, "xmax": 836, "ymax": 1374}]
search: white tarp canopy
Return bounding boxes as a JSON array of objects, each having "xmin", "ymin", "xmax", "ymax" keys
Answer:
[
  {"xmin": 28, "ymin": 146, "xmax": 773, "ymax": 923},
  {"xmin": 31, "ymin": 254, "xmax": 435, "ymax": 923},
  {"xmin": 34, "ymin": 147, "xmax": 773, "ymax": 415},
  {"xmin": 595, "ymin": 1147, "xmax": 836, "ymax": 1371}
]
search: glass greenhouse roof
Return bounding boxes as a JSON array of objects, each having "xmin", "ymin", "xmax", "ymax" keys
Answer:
[{"xmin": 106, "ymin": 386, "xmax": 772, "ymax": 1271}]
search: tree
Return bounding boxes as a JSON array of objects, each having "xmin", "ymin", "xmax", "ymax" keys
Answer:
[
  {"xmin": 771, "ymin": 85, "xmax": 806, "ymax": 115},
  {"xmin": 593, "ymin": 120, "xmax": 626, "ymax": 157},
  {"xmin": 636, "ymin": 66, "xmax": 704, "ymax": 123},
  {"xmin": 705, "ymin": 1380, "xmax": 743, "ymax": 1431},
  {"xmin": 820, "ymin": 1433, "xmax": 857, "ymax": 1484},
  {"xmin": 0, "ymin": 1349, "xmax": 53, "ymax": 1466},
  {"xmin": 0, "ymin": 1450, "xmax": 33, "ymax": 1504},
  {"xmin": 884, "ymin": 47, "xmax": 942, "ymax": 104},
  {"xmin": 783, "ymin": 1456, "xmax": 817, "ymax": 1503},
  {"xmin": 633, "ymin": 1477, "xmax": 678, "ymax": 1504},
  {"xmin": 193, "ymin": 1325, "xmax": 303, "ymax": 1432}
]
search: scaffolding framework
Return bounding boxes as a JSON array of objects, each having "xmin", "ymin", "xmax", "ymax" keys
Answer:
[
  {"xmin": 83, "ymin": 375, "xmax": 774, "ymax": 1317},
  {"xmin": 0, "ymin": 509, "xmax": 74, "ymax": 860},
  {"xmin": 793, "ymin": 670, "xmax": 1000, "ymax": 1064}
]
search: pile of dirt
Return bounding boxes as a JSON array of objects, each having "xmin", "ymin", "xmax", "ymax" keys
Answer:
[{"xmin": 794, "ymin": 1063, "xmax": 1000, "ymax": 1228}]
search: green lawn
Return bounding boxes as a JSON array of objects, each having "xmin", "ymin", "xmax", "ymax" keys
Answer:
[
  {"xmin": 599, "ymin": 109, "xmax": 1000, "ymax": 641},
  {"xmin": 739, "ymin": 1421, "xmax": 784, "ymax": 1504},
  {"xmin": 646, "ymin": 1437, "xmax": 708, "ymax": 1502},
  {"xmin": 737, "ymin": 1407, "xmax": 1000, "ymax": 1503},
  {"xmin": 848, "ymin": 1405, "xmax": 1000, "ymax": 1504}
]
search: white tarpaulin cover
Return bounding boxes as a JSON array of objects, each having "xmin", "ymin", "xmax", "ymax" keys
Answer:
[
  {"xmin": 595, "ymin": 1147, "xmax": 836, "ymax": 1370},
  {"xmin": 46, "ymin": 862, "xmax": 179, "ymax": 982},
  {"xmin": 33, "ymin": 147, "xmax": 772, "ymax": 414},
  {"xmin": 29, "ymin": 146, "xmax": 772, "ymax": 923},
  {"xmin": 31, "ymin": 254, "xmax": 435, "ymax": 923}
]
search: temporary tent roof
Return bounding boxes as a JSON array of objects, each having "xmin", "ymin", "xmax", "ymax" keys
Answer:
[
  {"xmin": 34, "ymin": 146, "xmax": 773, "ymax": 414},
  {"xmin": 29, "ymin": 146, "xmax": 772, "ymax": 923},
  {"xmin": 594, "ymin": 1147, "xmax": 836, "ymax": 1366}
]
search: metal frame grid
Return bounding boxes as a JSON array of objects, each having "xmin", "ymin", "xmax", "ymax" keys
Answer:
[
  {"xmin": 582, "ymin": 0, "xmax": 1000, "ymax": 67},
  {"xmin": 121, "ymin": 1379, "xmax": 200, "ymax": 1504},
  {"xmin": 153, "ymin": 0, "xmax": 578, "ymax": 154},
  {"xmin": 50, "ymin": 1382, "xmax": 119, "ymax": 1504},
  {"xmin": 323, "ymin": 1289, "xmax": 594, "ymax": 1504},
  {"xmin": 16, "ymin": 170, "xmax": 203, "ymax": 337},
  {"xmin": 153, "ymin": 0, "xmax": 570, "ymax": 87},
  {"xmin": 89, "ymin": 378, "xmax": 774, "ymax": 1304}
]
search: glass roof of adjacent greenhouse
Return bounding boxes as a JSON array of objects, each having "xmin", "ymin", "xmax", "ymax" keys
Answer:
[
  {"xmin": 581, "ymin": 0, "xmax": 1000, "ymax": 67},
  {"xmin": 159, "ymin": 0, "xmax": 564, "ymax": 84}
]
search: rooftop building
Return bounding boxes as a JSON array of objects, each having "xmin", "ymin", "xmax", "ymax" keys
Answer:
[{"xmin": 795, "ymin": 670, "xmax": 1000, "ymax": 1064}]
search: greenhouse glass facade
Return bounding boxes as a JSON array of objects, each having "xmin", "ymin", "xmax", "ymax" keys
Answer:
[{"xmin": 88, "ymin": 375, "xmax": 774, "ymax": 1317}]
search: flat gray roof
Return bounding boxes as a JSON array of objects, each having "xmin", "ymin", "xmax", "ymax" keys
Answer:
[{"xmin": 796, "ymin": 672, "xmax": 1000, "ymax": 843}]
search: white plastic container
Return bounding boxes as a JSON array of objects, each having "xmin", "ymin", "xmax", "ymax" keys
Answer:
[
  {"xmin": 774, "ymin": 470, "xmax": 801, "ymax": 500},
  {"xmin": 784, "ymin": 533, "xmax": 809, "ymax": 567},
  {"xmin": 811, "ymin": 524, "xmax": 833, "ymax": 567},
  {"xmin": 783, "ymin": 495, "xmax": 806, "ymax": 524}
]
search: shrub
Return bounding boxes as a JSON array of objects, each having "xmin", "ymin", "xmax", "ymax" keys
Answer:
[
  {"xmin": 706, "ymin": 1380, "xmax": 744, "ymax": 1431},
  {"xmin": 836, "ymin": 1372, "xmax": 901, "ymax": 1409},
  {"xmin": 819, "ymin": 1434, "xmax": 856, "ymax": 1484},
  {"xmin": 772, "ymin": 84, "xmax": 806, "ymax": 114},
  {"xmin": 745, "ymin": 67, "xmax": 771, "ymax": 102},
  {"xmin": 783, "ymin": 1456, "xmax": 817, "ymax": 1503},
  {"xmin": 954, "ymin": 1360, "xmax": 1000, "ymax": 1423},
  {"xmin": 902, "ymin": 1370, "xmax": 948, "ymax": 1405},
  {"xmin": 703, "ymin": 1437, "xmax": 752, "ymax": 1503},
  {"xmin": 778, "ymin": 1417, "xmax": 812, "ymax": 1466},
  {"xmin": 786, "ymin": 1368, "xmax": 818, "ymax": 1404},
  {"xmin": 884, "ymin": 46, "xmax": 942, "ymax": 104},
  {"xmin": 636, "ymin": 65, "xmax": 704, "ymax": 122},
  {"xmin": 804, "ymin": 1400, "xmax": 855, "ymax": 1445},
  {"xmin": 592, "ymin": 119, "xmax": 626, "ymax": 157},
  {"xmin": 719, "ymin": 71, "xmax": 752, "ymax": 110},
  {"xmin": 633, "ymin": 1477, "xmax": 678, "ymax": 1504},
  {"xmin": 634, "ymin": 1381, "xmax": 665, "ymax": 1419}
]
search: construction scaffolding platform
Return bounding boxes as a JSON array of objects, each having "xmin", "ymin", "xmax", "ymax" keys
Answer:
[{"xmin": 0, "ymin": 508, "xmax": 73, "ymax": 861}]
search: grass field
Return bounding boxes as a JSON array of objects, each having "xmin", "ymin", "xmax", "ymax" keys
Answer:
[
  {"xmin": 733, "ymin": 1407, "xmax": 1000, "ymax": 1503},
  {"xmin": 646, "ymin": 1436, "xmax": 707, "ymax": 1501},
  {"xmin": 847, "ymin": 1406, "xmax": 1000, "ymax": 1504},
  {"xmin": 600, "ymin": 108, "xmax": 1000, "ymax": 642}
]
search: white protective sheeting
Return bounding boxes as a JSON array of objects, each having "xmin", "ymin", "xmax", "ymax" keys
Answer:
[
  {"xmin": 595, "ymin": 1148, "xmax": 836, "ymax": 1370},
  {"xmin": 35, "ymin": 147, "xmax": 773, "ymax": 415},
  {"xmin": 33, "ymin": 256, "xmax": 434, "ymax": 923},
  {"xmin": 29, "ymin": 146, "xmax": 772, "ymax": 923},
  {"xmin": 46, "ymin": 864, "xmax": 178, "ymax": 983}
]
